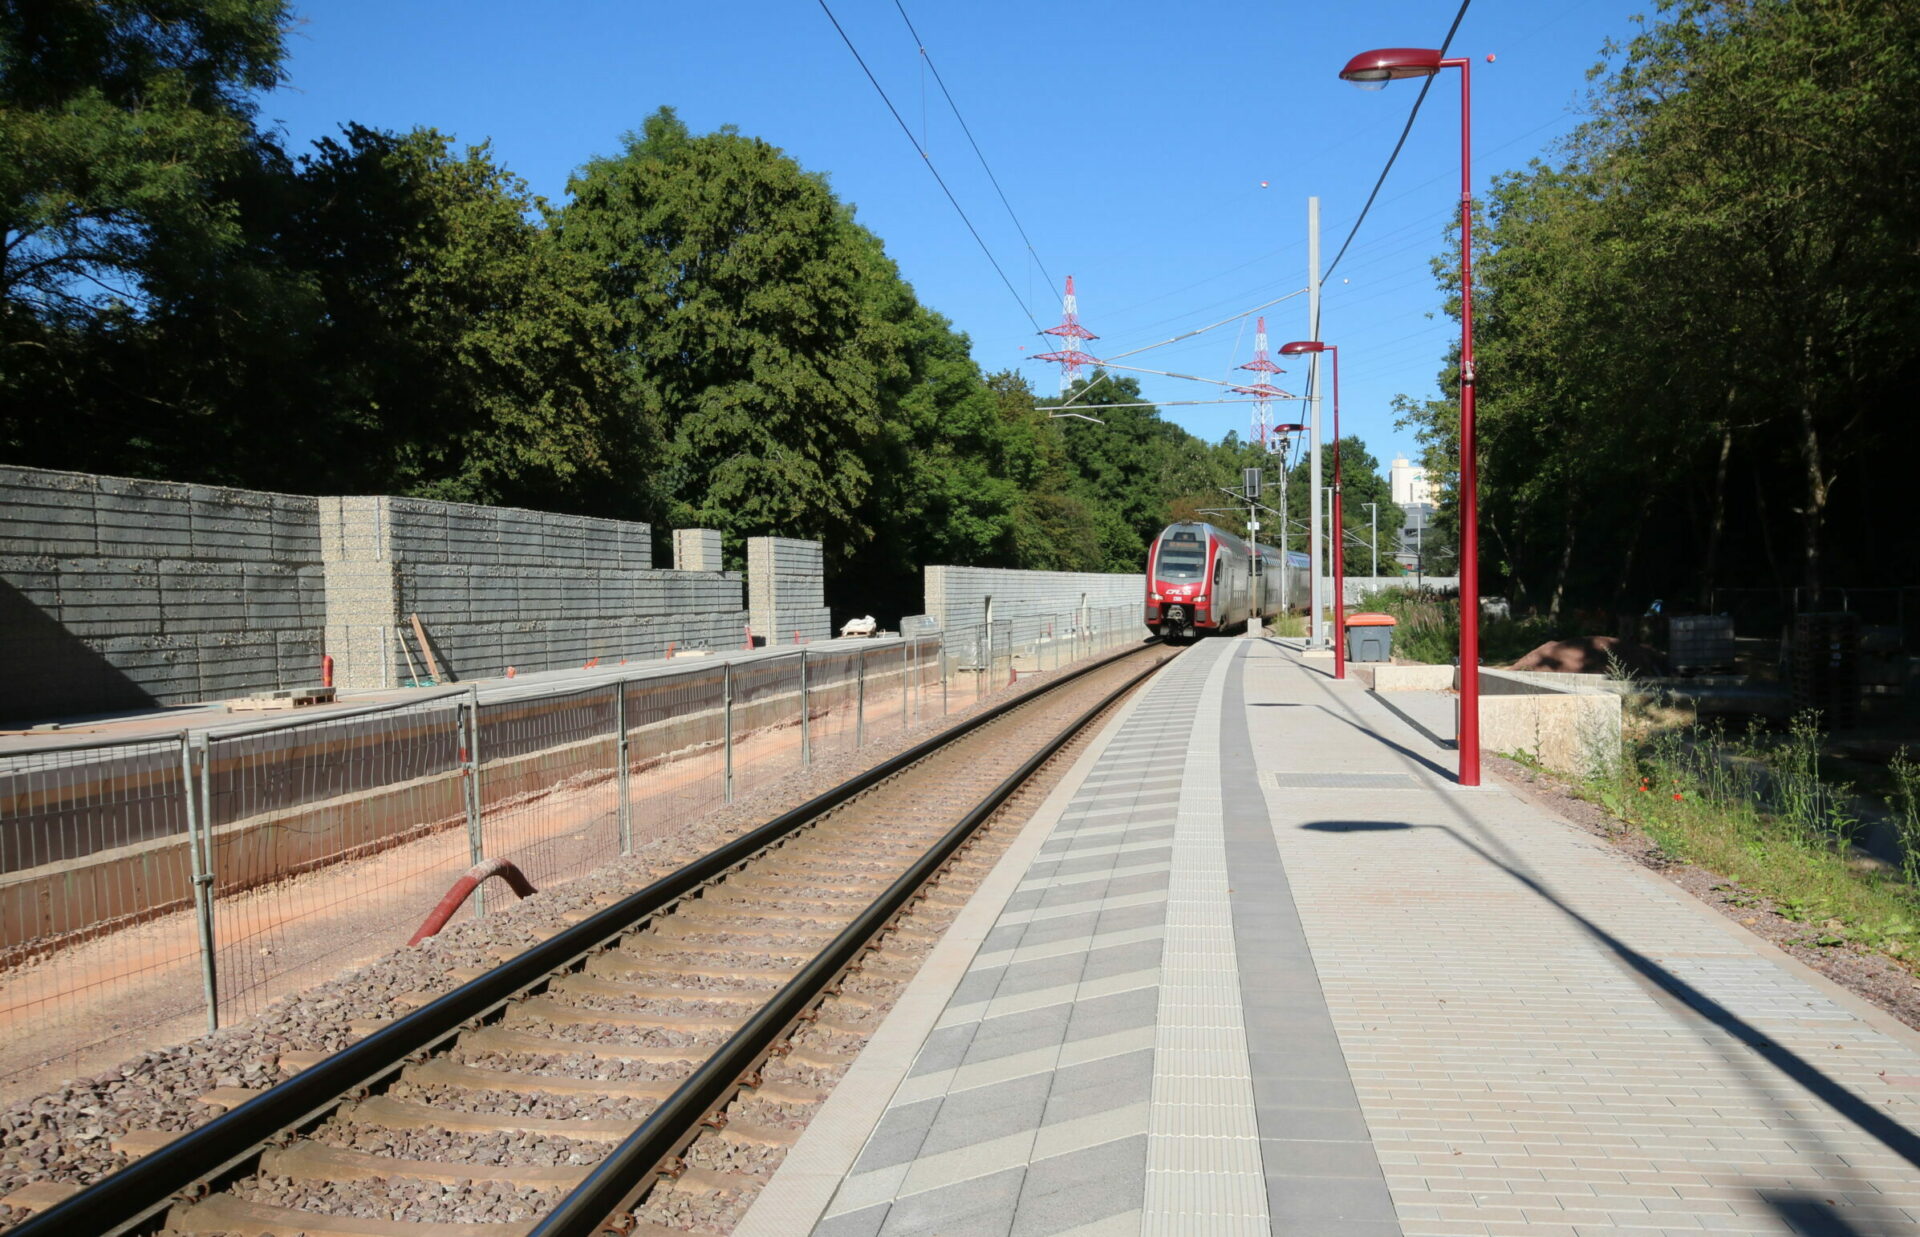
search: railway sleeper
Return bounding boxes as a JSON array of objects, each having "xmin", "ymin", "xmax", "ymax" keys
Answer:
[
  {"xmin": 166, "ymin": 1193, "xmax": 533, "ymax": 1237},
  {"xmin": 337, "ymin": 1095, "xmax": 635, "ymax": 1141},
  {"xmin": 504, "ymin": 994, "xmax": 735, "ymax": 1033},
  {"xmin": 259, "ymin": 1141, "xmax": 592, "ymax": 1190},
  {"xmin": 401, "ymin": 1058, "xmax": 675, "ymax": 1102}
]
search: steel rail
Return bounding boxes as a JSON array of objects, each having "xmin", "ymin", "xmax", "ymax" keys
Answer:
[
  {"xmin": 13, "ymin": 638, "xmax": 1162, "ymax": 1237},
  {"xmin": 530, "ymin": 653, "xmax": 1168, "ymax": 1236}
]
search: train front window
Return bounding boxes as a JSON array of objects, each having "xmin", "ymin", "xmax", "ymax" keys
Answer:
[{"xmin": 1156, "ymin": 535, "xmax": 1206, "ymax": 581}]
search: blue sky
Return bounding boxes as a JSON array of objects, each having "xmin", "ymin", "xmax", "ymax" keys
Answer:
[{"xmin": 263, "ymin": 0, "xmax": 1648, "ymax": 467}]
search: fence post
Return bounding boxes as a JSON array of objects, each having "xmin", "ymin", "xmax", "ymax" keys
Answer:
[
  {"xmin": 615, "ymin": 681, "xmax": 632, "ymax": 856},
  {"xmin": 856, "ymin": 650, "xmax": 867, "ymax": 748},
  {"xmin": 903, "ymin": 636, "xmax": 911, "ymax": 730},
  {"xmin": 978, "ymin": 625, "xmax": 987, "ymax": 704},
  {"xmin": 182, "ymin": 733, "xmax": 220, "ymax": 1032},
  {"xmin": 462, "ymin": 690, "xmax": 485, "ymax": 915},
  {"xmin": 723, "ymin": 660, "xmax": 735, "ymax": 803},
  {"xmin": 941, "ymin": 633, "xmax": 949, "ymax": 715},
  {"xmin": 799, "ymin": 650, "xmax": 812, "ymax": 767}
]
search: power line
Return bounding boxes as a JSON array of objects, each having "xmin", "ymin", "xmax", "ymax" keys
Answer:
[
  {"xmin": 1321, "ymin": 0, "xmax": 1472, "ymax": 284},
  {"xmin": 816, "ymin": 0, "xmax": 1043, "ymax": 330},
  {"xmin": 892, "ymin": 1, "xmax": 1058, "ymax": 296}
]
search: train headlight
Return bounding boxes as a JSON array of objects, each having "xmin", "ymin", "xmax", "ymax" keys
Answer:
[{"xmin": 1149, "ymin": 591, "xmax": 1161, "ymax": 601}]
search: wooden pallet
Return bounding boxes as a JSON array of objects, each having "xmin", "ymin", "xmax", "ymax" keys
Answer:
[{"xmin": 226, "ymin": 686, "xmax": 338, "ymax": 712}]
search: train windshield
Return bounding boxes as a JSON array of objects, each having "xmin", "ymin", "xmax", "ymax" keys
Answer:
[{"xmin": 1156, "ymin": 531, "xmax": 1207, "ymax": 580}]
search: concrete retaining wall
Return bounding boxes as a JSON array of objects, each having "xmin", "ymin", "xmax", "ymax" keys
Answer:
[
  {"xmin": 324, "ymin": 496, "xmax": 746, "ymax": 689},
  {"xmin": 1341, "ymin": 576, "xmax": 1458, "ymax": 605},
  {"xmin": 0, "ymin": 466, "xmax": 325, "ymax": 720},
  {"xmin": 923, "ymin": 566, "xmax": 1143, "ymax": 630},
  {"xmin": 1477, "ymin": 668, "xmax": 1622, "ymax": 778},
  {"xmin": 1, "ymin": 467, "xmax": 775, "ymax": 716},
  {"xmin": 747, "ymin": 537, "xmax": 832, "ymax": 645},
  {"xmin": 673, "ymin": 528, "xmax": 724, "ymax": 573}
]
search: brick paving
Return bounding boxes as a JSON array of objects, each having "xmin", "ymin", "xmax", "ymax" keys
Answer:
[{"xmin": 745, "ymin": 638, "xmax": 1920, "ymax": 1236}]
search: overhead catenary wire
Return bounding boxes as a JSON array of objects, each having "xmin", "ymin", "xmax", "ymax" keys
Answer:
[
  {"xmin": 892, "ymin": 1, "xmax": 1058, "ymax": 296},
  {"xmin": 816, "ymin": 0, "xmax": 1043, "ymax": 330}
]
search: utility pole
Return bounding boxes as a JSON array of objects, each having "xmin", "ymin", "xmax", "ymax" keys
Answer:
[
  {"xmin": 1366, "ymin": 501, "xmax": 1378, "ymax": 580},
  {"xmin": 1244, "ymin": 466, "xmax": 1263, "ymax": 619},
  {"xmin": 1306, "ymin": 197, "xmax": 1325, "ymax": 646},
  {"xmin": 1278, "ymin": 460, "xmax": 1290, "ymax": 613}
]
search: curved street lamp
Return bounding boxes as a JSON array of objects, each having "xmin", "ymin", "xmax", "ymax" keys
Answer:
[
  {"xmin": 1339, "ymin": 45, "xmax": 1481, "ymax": 786},
  {"xmin": 1277, "ymin": 340, "xmax": 1343, "ymax": 680}
]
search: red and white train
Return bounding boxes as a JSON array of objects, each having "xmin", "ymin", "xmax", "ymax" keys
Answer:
[{"xmin": 1144, "ymin": 521, "xmax": 1310, "ymax": 642}]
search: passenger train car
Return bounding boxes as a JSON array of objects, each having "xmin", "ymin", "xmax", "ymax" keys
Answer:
[{"xmin": 1144, "ymin": 521, "xmax": 1310, "ymax": 642}]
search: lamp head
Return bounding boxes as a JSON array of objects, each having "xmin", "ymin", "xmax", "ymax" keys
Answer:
[
  {"xmin": 1276, "ymin": 340, "xmax": 1326, "ymax": 356},
  {"xmin": 1339, "ymin": 47, "xmax": 1444, "ymax": 90}
]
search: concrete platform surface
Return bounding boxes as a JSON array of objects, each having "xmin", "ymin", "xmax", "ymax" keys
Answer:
[{"xmin": 738, "ymin": 637, "xmax": 1920, "ymax": 1236}]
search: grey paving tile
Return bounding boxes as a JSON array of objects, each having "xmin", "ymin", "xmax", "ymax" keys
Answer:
[
  {"xmin": 1063, "ymin": 984, "xmax": 1158, "ymax": 1043},
  {"xmin": 1010, "ymin": 1134, "xmax": 1148, "ymax": 1237},
  {"xmin": 1088, "ymin": 901, "xmax": 1167, "ymax": 936},
  {"xmin": 1266, "ymin": 1175, "xmax": 1402, "ymax": 1226},
  {"xmin": 1247, "ymin": 1043, "xmax": 1354, "ymax": 1081},
  {"xmin": 991, "ymin": 952, "xmax": 1088, "ymax": 997},
  {"xmin": 917, "ymin": 1071, "xmax": 1052, "ymax": 1158},
  {"xmin": 879, "ymin": 1164, "xmax": 1026, "ymax": 1236},
  {"xmin": 1099, "ymin": 870, "xmax": 1171, "ymax": 899},
  {"xmin": 1077, "ymin": 937, "xmax": 1163, "ymax": 980},
  {"xmin": 907, "ymin": 1022, "xmax": 978, "ymax": 1078},
  {"xmin": 1004, "ymin": 908, "xmax": 1102, "ymax": 947},
  {"xmin": 1262, "ymin": 1137, "xmax": 1394, "ymax": 1180},
  {"xmin": 1261, "ymin": 1103, "xmax": 1375, "ymax": 1142},
  {"xmin": 967, "ymin": 1002, "xmax": 1075, "ymax": 1061},
  {"xmin": 815, "ymin": 1204, "xmax": 889, "ymax": 1237},
  {"xmin": 1036, "ymin": 846, "xmax": 1172, "ymax": 879},
  {"xmin": 851, "ymin": 1097, "xmax": 943, "ymax": 1174},
  {"xmin": 1251, "ymin": 1075, "xmax": 1361, "ymax": 1111},
  {"xmin": 949, "ymin": 967, "xmax": 1007, "ymax": 1006},
  {"xmin": 1041, "ymin": 1049, "xmax": 1154, "ymax": 1125}
]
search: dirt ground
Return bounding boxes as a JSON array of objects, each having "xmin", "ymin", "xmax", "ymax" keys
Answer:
[{"xmin": 1487, "ymin": 752, "xmax": 1920, "ymax": 1031}]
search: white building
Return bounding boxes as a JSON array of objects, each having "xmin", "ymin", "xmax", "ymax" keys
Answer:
[{"xmin": 1389, "ymin": 456, "xmax": 1433, "ymax": 507}]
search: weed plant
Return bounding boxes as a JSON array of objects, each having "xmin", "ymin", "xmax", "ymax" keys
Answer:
[
  {"xmin": 1349, "ymin": 586, "xmax": 1581, "ymax": 665},
  {"xmin": 1585, "ymin": 711, "xmax": 1918, "ymax": 958}
]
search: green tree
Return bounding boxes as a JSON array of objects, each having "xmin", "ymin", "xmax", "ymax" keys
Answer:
[{"xmin": 558, "ymin": 108, "xmax": 896, "ymax": 567}]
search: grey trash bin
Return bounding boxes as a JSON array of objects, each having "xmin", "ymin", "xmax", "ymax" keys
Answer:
[{"xmin": 1344, "ymin": 612, "xmax": 1396, "ymax": 662}]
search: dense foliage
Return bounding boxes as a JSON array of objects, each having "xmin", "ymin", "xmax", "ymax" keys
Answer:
[
  {"xmin": 1397, "ymin": 0, "xmax": 1920, "ymax": 618},
  {"xmin": 0, "ymin": 5, "xmax": 1309, "ymax": 616}
]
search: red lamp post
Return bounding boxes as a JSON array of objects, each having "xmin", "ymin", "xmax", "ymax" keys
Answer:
[
  {"xmin": 1278, "ymin": 340, "xmax": 1343, "ymax": 680},
  {"xmin": 1339, "ymin": 45, "xmax": 1481, "ymax": 786}
]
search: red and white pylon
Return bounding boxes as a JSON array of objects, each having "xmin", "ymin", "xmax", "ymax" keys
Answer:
[
  {"xmin": 1230, "ymin": 316, "xmax": 1288, "ymax": 451},
  {"xmin": 1033, "ymin": 275, "xmax": 1101, "ymax": 394}
]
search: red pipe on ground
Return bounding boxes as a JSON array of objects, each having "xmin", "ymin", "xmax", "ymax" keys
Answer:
[{"xmin": 408, "ymin": 858, "xmax": 538, "ymax": 946}]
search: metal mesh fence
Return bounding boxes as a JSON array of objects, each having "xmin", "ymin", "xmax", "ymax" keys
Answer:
[
  {"xmin": 203, "ymin": 699, "xmax": 468, "ymax": 1026},
  {"xmin": 728, "ymin": 654, "xmax": 805, "ymax": 801},
  {"xmin": 0, "ymin": 612, "xmax": 1158, "ymax": 1091},
  {"xmin": 623, "ymin": 666, "xmax": 728, "ymax": 854},
  {"xmin": 478, "ymin": 685, "xmax": 622, "ymax": 895},
  {"xmin": 0, "ymin": 737, "xmax": 198, "ymax": 1088}
]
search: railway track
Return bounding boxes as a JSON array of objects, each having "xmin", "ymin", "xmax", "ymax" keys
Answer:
[{"xmin": 14, "ymin": 641, "xmax": 1171, "ymax": 1237}]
